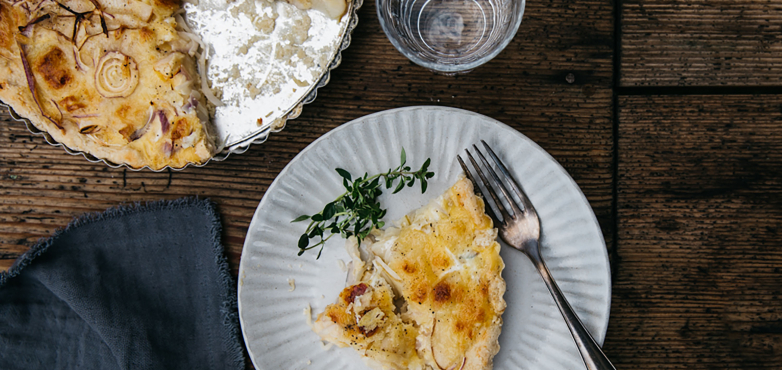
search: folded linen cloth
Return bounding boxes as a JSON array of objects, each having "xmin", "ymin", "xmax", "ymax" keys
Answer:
[{"xmin": 0, "ymin": 198, "xmax": 245, "ymax": 370}]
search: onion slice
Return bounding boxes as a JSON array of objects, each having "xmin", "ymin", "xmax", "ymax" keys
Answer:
[
  {"xmin": 174, "ymin": 14, "xmax": 193, "ymax": 33},
  {"xmin": 431, "ymin": 319, "xmax": 445, "ymax": 370},
  {"xmin": 95, "ymin": 51, "xmax": 139, "ymax": 98},
  {"xmin": 130, "ymin": 107, "xmax": 155, "ymax": 141},
  {"xmin": 182, "ymin": 96, "xmax": 198, "ymax": 112},
  {"xmin": 162, "ymin": 140, "xmax": 173, "ymax": 157},
  {"xmin": 72, "ymin": 46, "xmax": 86, "ymax": 70},
  {"xmin": 56, "ymin": 1, "xmax": 92, "ymax": 42},
  {"xmin": 87, "ymin": 0, "xmax": 110, "ymax": 36},
  {"xmin": 373, "ymin": 257, "xmax": 402, "ymax": 281},
  {"xmin": 158, "ymin": 110, "xmax": 170, "ymax": 134},
  {"xmin": 197, "ymin": 49, "xmax": 223, "ymax": 107},
  {"xmin": 17, "ymin": 14, "xmax": 50, "ymax": 37},
  {"xmin": 79, "ymin": 124, "xmax": 99, "ymax": 134},
  {"xmin": 17, "ymin": 41, "xmax": 62, "ymax": 129},
  {"xmin": 50, "ymin": 99, "xmax": 63, "ymax": 120},
  {"xmin": 172, "ymin": 13, "xmax": 223, "ymax": 107},
  {"xmin": 430, "ymin": 319, "xmax": 467, "ymax": 370},
  {"xmin": 28, "ymin": 0, "xmax": 52, "ymax": 16}
]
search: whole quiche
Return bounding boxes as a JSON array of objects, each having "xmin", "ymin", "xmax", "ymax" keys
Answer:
[{"xmin": 0, "ymin": 0, "xmax": 217, "ymax": 169}]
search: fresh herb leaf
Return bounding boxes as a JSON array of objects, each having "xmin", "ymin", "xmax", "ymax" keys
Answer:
[
  {"xmin": 292, "ymin": 149, "xmax": 435, "ymax": 258},
  {"xmin": 336, "ymin": 168, "xmax": 352, "ymax": 181},
  {"xmin": 322, "ymin": 202, "xmax": 336, "ymax": 219},
  {"xmin": 291, "ymin": 215, "xmax": 310, "ymax": 223},
  {"xmin": 393, "ymin": 180, "xmax": 405, "ymax": 194},
  {"xmin": 298, "ymin": 234, "xmax": 309, "ymax": 249}
]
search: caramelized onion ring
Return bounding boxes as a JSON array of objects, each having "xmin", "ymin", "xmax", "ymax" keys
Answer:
[{"xmin": 95, "ymin": 51, "xmax": 138, "ymax": 98}]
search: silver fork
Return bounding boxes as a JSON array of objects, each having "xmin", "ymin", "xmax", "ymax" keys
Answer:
[{"xmin": 457, "ymin": 140, "xmax": 616, "ymax": 370}]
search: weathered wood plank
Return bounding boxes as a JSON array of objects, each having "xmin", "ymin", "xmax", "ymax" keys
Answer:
[
  {"xmin": 608, "ymin": 95, "xmax": 782, "ymax": 368},
  {"xmin": 621, "ymin": 0, "xmax": 782, "ymax": 86}
]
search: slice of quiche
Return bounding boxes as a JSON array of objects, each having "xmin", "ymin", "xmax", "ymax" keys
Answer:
[
  {"xmin": 0, "ymin": 0, "xmax": 217, "ymax": 170},
  {"xmin": 313, "ymin": 177, "xmax": 507, "ymax": 370}
]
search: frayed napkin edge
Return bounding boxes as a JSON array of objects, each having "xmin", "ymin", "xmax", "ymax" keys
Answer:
[{"xmin": 0, "ymin": 197, "xmax": 245, "ymax": 369}]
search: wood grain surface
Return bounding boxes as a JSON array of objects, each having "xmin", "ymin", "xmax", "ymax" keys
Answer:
[
  {"xmin": 0, "ymin": 0, "xmax": 615, "ymax": 274},
  {"xmin": 9, "ymin": 0, "xmax": 782, "ymax": 367},
  {"xmin": 1, "ymin": 0, "xmax": 614, "ymax": 366},
  {"xmin": 608, "ymin": 94, "xmax": 782, "ymax": 368},
  {"xmin": 621, "ymin": 0, "xmax": 782, "ymax": 87}
]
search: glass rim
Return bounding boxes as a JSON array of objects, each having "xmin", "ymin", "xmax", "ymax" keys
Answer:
[{"xmin": 376, "ymin": 0, "xmax": 526, "ymax": 73}]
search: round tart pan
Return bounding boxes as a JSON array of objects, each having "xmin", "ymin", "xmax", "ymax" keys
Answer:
[{"xmin": 0, "ymin": 0, "xmax": 362, "ymax": 171}]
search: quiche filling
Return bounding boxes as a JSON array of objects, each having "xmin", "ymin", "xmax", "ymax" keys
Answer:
[{"xmin": 313, "ymin": 177, "xmax": 507, "ymax": 370}]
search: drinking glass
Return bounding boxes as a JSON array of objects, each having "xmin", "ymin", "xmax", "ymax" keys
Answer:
[{"xmin": 377, "ymin": 0, "xmax": 525, "ymax": 74}]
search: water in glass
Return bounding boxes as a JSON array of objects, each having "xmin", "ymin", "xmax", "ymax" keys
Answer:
[{"xmin": 377, "ymin": 0, "xmax": 524, "ymax": 74}]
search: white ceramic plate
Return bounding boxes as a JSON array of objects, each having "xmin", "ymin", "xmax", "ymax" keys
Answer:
[{"xmin": 238, "ymin": 106, "xmax": 612, "ymax": 370}]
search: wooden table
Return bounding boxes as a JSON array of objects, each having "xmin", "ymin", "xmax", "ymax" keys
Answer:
[{"xmin": 2, "ymin": 0, "xmax": 781, "ymax": 368}]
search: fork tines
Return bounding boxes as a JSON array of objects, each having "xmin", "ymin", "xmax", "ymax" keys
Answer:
[{"xmin": 457, "ymin": 140, "xmax": 534, "ymax": 224}]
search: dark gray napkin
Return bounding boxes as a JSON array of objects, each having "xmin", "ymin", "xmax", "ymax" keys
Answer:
[{"xmin": 0, "ymin": 198, "xmax": 245, "ymax": 370}]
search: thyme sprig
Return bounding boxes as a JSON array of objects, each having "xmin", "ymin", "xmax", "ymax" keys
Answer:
[{"xmin": 293, "ymin": 149, "xmax": 435, "ymax": 258}]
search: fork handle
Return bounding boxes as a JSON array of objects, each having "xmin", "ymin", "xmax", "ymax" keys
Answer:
[{"xmin": 526, "ymin": 241, "xmax": 617, "ymax": 370}]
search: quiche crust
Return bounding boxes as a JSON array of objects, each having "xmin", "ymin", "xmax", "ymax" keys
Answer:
[{"xmin": 314, "ymin": 177, "xmax": 507, "ymax": 370}]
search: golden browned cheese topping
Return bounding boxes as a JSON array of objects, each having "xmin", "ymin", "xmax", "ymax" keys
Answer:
[
  {"xmin": 36, "ymin": 47, "xmax": 72, "ymax": 89},
  {"xmin": 153, "ymin": 0, "xmax": 181, "ymax": 11},
  {"xmin": 385, "ymin": 178, "xmax": 504, "ymax": 369},
  {"xmin": 313, "ymin": 178, "xmax": 506, "ymax": 370},
  {"xmin": 318, "ymin": 279, "xmax": 423, "ymax": 369},
  {"xmin": 59, "ymin": 95, "xmax": 86, "ymax": 113}
]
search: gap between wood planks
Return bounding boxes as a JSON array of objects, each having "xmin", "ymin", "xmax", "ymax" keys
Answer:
[{"xmin": 616, "ymin": 86, "xmax": 782, "ymax": 96}]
